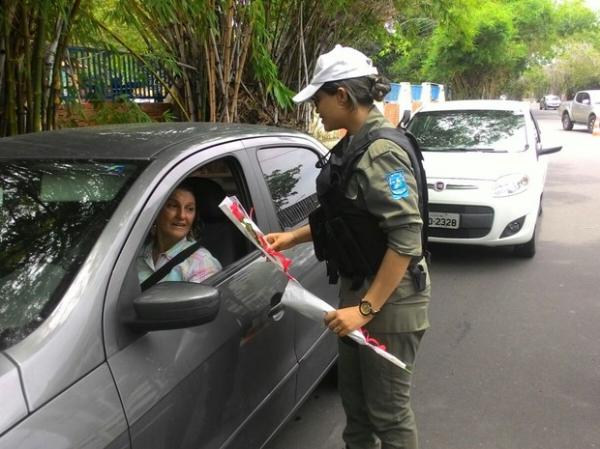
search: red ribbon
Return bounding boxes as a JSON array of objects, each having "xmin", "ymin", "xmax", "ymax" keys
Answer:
[
  {"xmin": 360, "ymin": 328, "xmax": 387, "ymax": 351},
  {"xmin": 229, "ymin": 202, "xmax": 293, "ymax": 276},
  {"xmin": 257, "ymin": 233, "xmax": 293, "ymax": 273}
]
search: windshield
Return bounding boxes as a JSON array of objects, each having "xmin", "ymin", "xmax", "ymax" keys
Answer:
[
  {"xmin": 546, "ymin": 95, "xmax": 560, "ymax": 101},
  {"xmin": 0, "ymin": 160, "xmax": 145, "ymax": 350},
  {"xmin": 407, "ymin": 109, "xmax": 528, "ymax": 153}
]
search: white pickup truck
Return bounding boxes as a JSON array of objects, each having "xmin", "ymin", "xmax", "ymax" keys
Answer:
[{"xmin": 559, "ymin": 90, "xmax": 600, "ymax": 132}]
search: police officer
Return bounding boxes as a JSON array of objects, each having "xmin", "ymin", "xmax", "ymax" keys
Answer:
[{"xmin": 266, "ymin": 45, "xmax": 431, "ymax": 449}]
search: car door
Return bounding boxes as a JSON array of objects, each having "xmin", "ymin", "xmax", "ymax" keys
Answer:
[
  {"xmin": 573, "ymin": 92, "xmax": 590, "ymax": 123},
  {"xmin": 248, "ymin": 137, "xmax": 339, "ymax": 402},
  {"xmin": 102, "ymin": 142, "xmax": 297, "ymax": 449}
]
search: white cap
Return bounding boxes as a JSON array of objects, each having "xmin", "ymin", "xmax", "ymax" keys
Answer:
[{"xmin": 293, "ymin": 45, "xmax": 378, "ymax": 103}]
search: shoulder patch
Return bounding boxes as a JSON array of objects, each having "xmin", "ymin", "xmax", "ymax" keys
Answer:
[{"xmin": 386, "ymin": 170, "xmax": 409, "ymax": 200}]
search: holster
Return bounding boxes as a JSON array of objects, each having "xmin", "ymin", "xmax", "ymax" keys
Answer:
[{"xmin": 409, "ymin": 262, "xmax": 427, "ymax": 292}]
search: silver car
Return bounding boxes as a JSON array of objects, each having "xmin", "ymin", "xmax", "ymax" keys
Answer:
[
  {"xmin": 0, "ymin": 123, "xmax": 337, "ymax": 449},
  {"xmin": 539, "ymin": 94, "xmax": 560, "ymax": 110}
]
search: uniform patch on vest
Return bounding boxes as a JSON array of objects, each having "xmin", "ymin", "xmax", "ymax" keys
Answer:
[{"xmin": 386, "ymin": 170, "xmax": 409, "ymax": 200}]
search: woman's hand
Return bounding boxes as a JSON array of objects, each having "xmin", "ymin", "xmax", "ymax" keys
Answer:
[
  {"xmin": 265, "ymin": 231, "xmax": 297, "ymax": 251},
  {"xmin": 324, "ymin": 306, "xmax": 372, "ymax": 338}
]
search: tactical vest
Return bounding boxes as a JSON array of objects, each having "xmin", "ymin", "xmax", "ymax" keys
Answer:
[{"xmin": 309, "ymin": 127, "xmax": 429, "ymax": 291}]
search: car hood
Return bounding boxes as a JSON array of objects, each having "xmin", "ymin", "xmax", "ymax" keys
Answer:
[{"xmin": 422, "ymin": 151, "xmax": 532, "ymax": 181}]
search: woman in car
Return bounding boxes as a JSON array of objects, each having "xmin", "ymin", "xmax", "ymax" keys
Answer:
[{"xmin": 137, "ymin": 179, "xmax": 222, "ymax": 285}]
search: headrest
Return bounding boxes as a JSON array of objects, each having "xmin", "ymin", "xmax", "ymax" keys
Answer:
[{"xmin": 185, "ymin": 177, "xmax": 226, "ymax": 221}]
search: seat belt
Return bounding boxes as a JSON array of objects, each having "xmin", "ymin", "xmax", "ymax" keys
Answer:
[{"xmin": 140, "ymin": 241, "xmax": 204, "ymax": 291}]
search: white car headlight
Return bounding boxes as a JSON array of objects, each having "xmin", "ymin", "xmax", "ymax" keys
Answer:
[{"xmin": 493, "ymin": 174, "xmax": 529, "ymax": 197}]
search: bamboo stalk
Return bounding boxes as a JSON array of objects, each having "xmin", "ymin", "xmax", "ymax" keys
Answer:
[
  {"xmin": 222, "ymin": 0, "xmax": 234, "ymax": 88},
  {"xmin": 31, "ymin": 0, "xmax": 48, "ymax": 132},
  {"xmin": 47, "ymin": 0, "xmax": 82, "ymax": 130},
  {"xmin": 231, "ymin": 18, "xmax": 253, "ymax": 122},
  {"xmin": 3, "ymin": 2, "xmax": 18, "ymax": 136},
  {"xmin": 43, "ymin": 16, "xmax": 62, "ymax": 130},
  {"xmin": 204, "ymin": 40, "xmax": 217, "ymax": 122},
  {"xmin": 209, "ymin": 28, "xmax": 228, "ymax": 121}
]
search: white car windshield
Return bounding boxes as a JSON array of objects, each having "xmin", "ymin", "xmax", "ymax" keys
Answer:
[
  {"xmin": 0, "ymin": 160, "xmax": 145, "ymax": 350},
  {"xmin": 408, "ymin": 109, "xmax": 528, "ymax": 153}
]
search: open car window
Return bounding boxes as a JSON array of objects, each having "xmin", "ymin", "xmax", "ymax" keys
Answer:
[{"xmin": 135, "ymin": 156, "xmax": 254, "ymax": 289}]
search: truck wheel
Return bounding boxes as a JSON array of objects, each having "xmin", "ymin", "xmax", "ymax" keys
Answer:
[
  {"xmin": 562, "ymin": 112, "xmax": 574, "ymax": 131},
  {"xmin": 588, "ymin": 115, "xmax": 596, "ymax": 133}
]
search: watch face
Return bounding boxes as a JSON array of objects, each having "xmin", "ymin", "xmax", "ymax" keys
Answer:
[{"xmin": 359, "ymin": 301, "xmax": 371, "ymax": 316}]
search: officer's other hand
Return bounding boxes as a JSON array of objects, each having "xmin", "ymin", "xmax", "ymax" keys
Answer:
[
  {"xmin": 324, "ymin": 306, "xmax": 372, "ymax": 338},
  {"xmin": 265, "ymin": 231, "xmax": 296, "ymax": 251}
]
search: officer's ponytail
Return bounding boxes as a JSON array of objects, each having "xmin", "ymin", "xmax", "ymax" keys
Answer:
[
  {"xmin": 320, "ymin": 75, "xmax": 391, "ymax": 110},
  {"xmin": 370, "ymin": 75, "xmax": 391, "ymax": 102}
]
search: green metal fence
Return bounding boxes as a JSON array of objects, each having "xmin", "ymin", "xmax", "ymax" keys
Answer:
[{"xmin": 62, "ymin": 47, "xmax": 169, "ymax": 102}]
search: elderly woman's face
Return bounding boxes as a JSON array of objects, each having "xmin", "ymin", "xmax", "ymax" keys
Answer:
[{"xmin": 156, "ymin": 188, "xmax": 196, "ymax": 243}]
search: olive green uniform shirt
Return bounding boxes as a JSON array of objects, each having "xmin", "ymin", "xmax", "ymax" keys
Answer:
[{"xmin": 337, "ymin": 108, "xmax": 431, "ymax": 333}]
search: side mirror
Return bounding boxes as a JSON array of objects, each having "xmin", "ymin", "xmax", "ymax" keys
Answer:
[
  {"xmin": 537, "ymin": 146, "xmax": 562, "ymax": 156},
  {"xmin": 582, "ymin": 98, "xmax": 591, "ymax": 105},
  {"xmin": 128, "ymin": 282, "xmax": 220, "ymax": 332},
  {"xmin": 398, "ymin": 109, "xmax": 412, "ymax": 129}
]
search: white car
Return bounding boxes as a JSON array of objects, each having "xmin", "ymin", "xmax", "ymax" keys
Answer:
[{"xmin": 407, "ymin": 100, "xmax": 561, "ymax": 257}]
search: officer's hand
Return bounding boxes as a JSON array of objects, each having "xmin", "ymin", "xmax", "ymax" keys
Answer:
[
  {"xmin": 265, "ymin": 231, "xmax": 296, "ymax": 251},
  {"xmin": 324, "ymin": 306, "xmax": 372, "ymax": 338}
]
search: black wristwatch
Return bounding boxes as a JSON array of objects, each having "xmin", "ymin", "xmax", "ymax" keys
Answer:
[{"xmin": 358, "ymin": 300, "xmax": 380, "ymax": 317}]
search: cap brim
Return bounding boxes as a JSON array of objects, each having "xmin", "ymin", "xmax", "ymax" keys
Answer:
[{"xmin": 292, "ymin": 83, "xmax": 323, "ymax": 103}]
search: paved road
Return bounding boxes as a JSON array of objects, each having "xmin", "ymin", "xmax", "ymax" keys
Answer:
[{"xmin": 266, "ymin": 108, "xmax": 600, "ymax": 449}]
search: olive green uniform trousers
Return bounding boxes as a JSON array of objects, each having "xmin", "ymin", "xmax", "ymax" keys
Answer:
[{"xmin": 338, "ymin": 330, "xmax": 425, "ymax": 449}]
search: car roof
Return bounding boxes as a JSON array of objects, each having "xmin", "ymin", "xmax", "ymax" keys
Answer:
[
  {"xmin": 0, "ymin": 122, "xmax": 306, "ymax": 160},
  {"xmin": 416, "ymin": 99, "xmax": 530, "ymax": 113}
]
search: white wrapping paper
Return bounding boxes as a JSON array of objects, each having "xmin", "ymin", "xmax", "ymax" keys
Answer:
[
  {"xmin": 217, "ymin": 196, "xmax": 409, "ymax": 371},
  {"xmin": 281, "ymin": 279, "xmax": 410, "ymax": 372}
]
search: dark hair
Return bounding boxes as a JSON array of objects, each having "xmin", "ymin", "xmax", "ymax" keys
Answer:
[{"xmin": 319, "ymin": 75, "xmax": 391, "ymax": 109}]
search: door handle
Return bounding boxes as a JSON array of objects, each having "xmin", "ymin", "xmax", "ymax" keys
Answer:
[{"xmin": 268, "ymin": 293, "xmax": 284, "ymax": 321}]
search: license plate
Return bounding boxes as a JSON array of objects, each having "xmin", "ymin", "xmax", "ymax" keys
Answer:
[{"xmin": 429, "ymin": 212, "xmax": 460, "ymax": 229}]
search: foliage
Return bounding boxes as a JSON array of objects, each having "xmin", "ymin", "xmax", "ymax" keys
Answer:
[
  {"xmin": 376, "ymin": 0, "xmax": 600, "ymax": 100},
  {"xmin": 514, "ymin": 1, "xmax": 600, "ymax": 100},
  {"xmin": 0, "ymin": 0, "xmax": 90, "ymax": 136},
  {"xmin": 5, "ymin": 0, "xmax": 598, "ymax": 135},
  {"xmin": 108, "ymin": 0, "xmax": 454, "ymax": 126},
  {"xmin": 91, "ymin": 95, "xmax": 152, "ymax": 124}
]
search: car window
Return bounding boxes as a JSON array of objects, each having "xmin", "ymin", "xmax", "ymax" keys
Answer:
[
  {"xmin": 136, "ymin": 156, "xmax": 253, "ymax": 289},
  {"xmin": 0, "ymin": 160, "xmax": 145, "ymax": 350},
  {"xmin": 256, "ymin": 147, "xmax": 320, "ymax": 230},
  {"xmin": 407, "ymin": 109, "xmax": 528, "ymax": 153}
]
